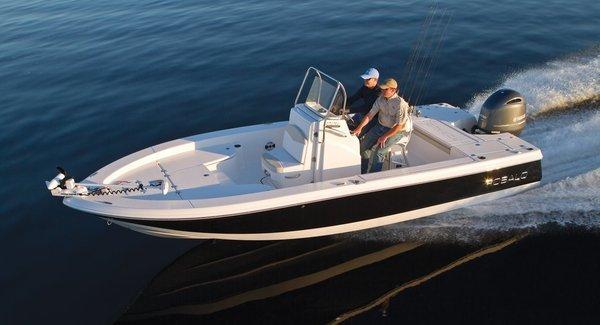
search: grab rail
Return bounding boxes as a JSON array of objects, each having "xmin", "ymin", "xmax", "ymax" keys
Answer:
[{"xmin": 294, "ymin": 67, "xmax": 347, "ymax": 116}]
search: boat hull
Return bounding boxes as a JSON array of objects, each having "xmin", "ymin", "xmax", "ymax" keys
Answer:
[{"xmin": 106, "ymin": 160, "xmax": 541, "ymax": 240}]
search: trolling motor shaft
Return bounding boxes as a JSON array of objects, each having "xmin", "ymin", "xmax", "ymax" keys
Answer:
[{"xmin": 45, "ymin": 167, "xmax": 170, "ymax": 197}]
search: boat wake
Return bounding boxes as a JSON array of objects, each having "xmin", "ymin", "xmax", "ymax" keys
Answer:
[
  {"xmin": 467, "ymin": 52, "xmax": 600, "ymax": 117},
  {"xmin": 353, "ymin": 52, "xmax": 600, "ymax": 243}
]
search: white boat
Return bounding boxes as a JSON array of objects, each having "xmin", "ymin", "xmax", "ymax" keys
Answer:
[{"xmin": 46, "ymin": 67, "xmax": 542, "ymax": 240}]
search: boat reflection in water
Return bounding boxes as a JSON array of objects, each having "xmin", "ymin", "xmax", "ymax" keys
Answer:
[{"xmin": 118, "ymin": 234, "xmax": 524, "ymax": 324}]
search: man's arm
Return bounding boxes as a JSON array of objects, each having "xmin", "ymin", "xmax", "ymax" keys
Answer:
[
  {"xmin": 351, "ymin": 115, "xmax": 371, "ymax": 136},
  {"xmin": 351, "ymin": 99, "xmax": 379, "ymax": 136}
]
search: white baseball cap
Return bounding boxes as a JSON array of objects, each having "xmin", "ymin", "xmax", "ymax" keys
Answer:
[{"xmin": 360, "ymin": 68, "xmax": 379, "ymax": 80}]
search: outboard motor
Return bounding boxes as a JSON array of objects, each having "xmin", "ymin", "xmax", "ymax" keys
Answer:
[{"xmin": 475, "ymin": 89, "xmax": 526, "ymax": 135}]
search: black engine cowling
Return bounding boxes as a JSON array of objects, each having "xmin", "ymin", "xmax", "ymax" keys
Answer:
[{"xmin": 475, "ymin": 89, "xmax": 526, "ymax": 135}]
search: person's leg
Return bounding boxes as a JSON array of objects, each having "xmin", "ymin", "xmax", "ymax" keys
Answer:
[
  {"xmin": 359, "ymin": 125, "xmax": 386, "ymax": 173},
  {"xmin": 368, "ymin": 131, "xmax": 408, "ymax": 173}
]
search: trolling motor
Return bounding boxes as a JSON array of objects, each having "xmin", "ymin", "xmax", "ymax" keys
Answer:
[
  {"xmin": 46, "ymin": 167, "xmax": 66, "ymax": 190},
  {"xmin": 46, "ymin": 167, "xmax": 80, "ymax": 192},
  {"xmin": 45, "ymin": 166, "xmax": 170, "ymax": 197}
]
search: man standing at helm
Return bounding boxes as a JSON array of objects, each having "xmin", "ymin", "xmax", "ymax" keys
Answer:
[
  {"xmin": 347, "ymin": 68, "xmax": 381, "ymax": 116},
  {"xmin": 351, "ymin": 78, "xmax": 411, "ymax": 173}
]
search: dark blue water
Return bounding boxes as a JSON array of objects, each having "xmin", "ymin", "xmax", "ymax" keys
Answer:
[{"xmin": 1, "ymin": 0, "xmax": 598, "ymax": 323}]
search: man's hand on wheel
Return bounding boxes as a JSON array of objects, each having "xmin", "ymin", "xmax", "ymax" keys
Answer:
[{"xmin": 351, "ymin": 127, "xmax": 362, "ymax": 137}]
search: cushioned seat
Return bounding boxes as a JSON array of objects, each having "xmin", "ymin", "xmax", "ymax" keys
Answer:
[
  {"xmin": 260, "ymin": 120, "xmax": 314, "ymax": 188},
  {"xmin": 281, "ymin": 124, "xmax": 308, "ymax": 162},
  {"xmin": 262, "ymin": 148, "xmax": 304, "ymax": 173}
]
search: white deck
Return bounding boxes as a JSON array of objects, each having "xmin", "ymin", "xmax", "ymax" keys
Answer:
[{"xmin": 64, "ymin": 115, "xmax": 542, "ymax": 220}]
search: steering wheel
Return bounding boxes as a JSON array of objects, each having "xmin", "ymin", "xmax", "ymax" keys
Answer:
[{"xmin": 342, "ymin": 107, "xmax": 358, "ymax": 129}]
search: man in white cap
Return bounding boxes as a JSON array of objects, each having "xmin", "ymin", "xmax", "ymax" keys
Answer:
[
  {"xmin": 346, "ymin": 68, "xmax": 381, "ymax": 128},
  {"xmin": 351, "ymin": 78, "xmax": 411, "ymax": 173}
]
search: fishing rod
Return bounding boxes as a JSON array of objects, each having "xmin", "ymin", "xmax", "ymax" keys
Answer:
[
  {"xmin": 399, "ymin": 2, "xmax": 453, "ymax": 108},
  {"xmin": 398, "ymin": 3, "xmax": 438, "ymax": 97},
  {"xmin": 406, "ymin": 8, "xmax": 447, "ymax": 104},
  {"xmin": 399, "ymin": 3, "xmax": 438, "ymax": 100},
  {"xmin": 414, "ymin": 10, "xmax": 453, "ymax": 106}
]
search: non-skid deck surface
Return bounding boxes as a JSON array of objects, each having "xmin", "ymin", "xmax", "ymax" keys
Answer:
[
  {"xmin": 415, "ymin": 118, "xmax": 480, "ymax": 150},
  {"xmin": 111, "ymin": 144, "xmax": 270, "ymax": 201}
]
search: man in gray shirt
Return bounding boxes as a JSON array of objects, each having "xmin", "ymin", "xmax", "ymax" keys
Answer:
[{"xmin": 351, "ymin": 78, "xmax": 411, "ymax": 173}]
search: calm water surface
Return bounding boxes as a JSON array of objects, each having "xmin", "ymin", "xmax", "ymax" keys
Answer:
[{"xmin": 0, "ymin": 0, "xmax": 598, "ymax": 323}]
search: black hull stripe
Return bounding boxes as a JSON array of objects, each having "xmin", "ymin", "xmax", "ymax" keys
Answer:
[{"xmin": 111, "ymin": 161, "xmax": 542, "ymax": 234}]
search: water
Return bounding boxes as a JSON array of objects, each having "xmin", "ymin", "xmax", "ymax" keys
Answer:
[{"xmin": 0, "ymin": 0, "xmax": 598, "ymax": 323}]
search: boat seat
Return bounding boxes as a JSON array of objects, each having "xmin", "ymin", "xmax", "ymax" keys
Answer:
[
  {"xmin": 387, "ymin": 116, "xmax": 413, "ymax": 168},
  {"xmin": 262, "ymin": 148, "xmax": 305, "ymax": 173},
  {"xmin": 281, "ymin": 124, "xmax": 308, "ymax": 163},
  {"xmin": 261, "ymin": 123, "xmax": 313, "ymax": 188}
]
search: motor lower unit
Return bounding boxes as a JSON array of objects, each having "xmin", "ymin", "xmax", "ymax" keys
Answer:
[{"xmin": 476, "ymin": 89, "xmax": 526, "ymax": 135}]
